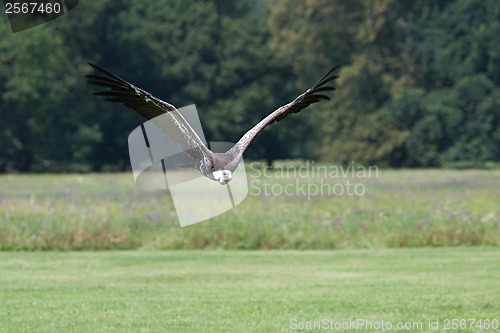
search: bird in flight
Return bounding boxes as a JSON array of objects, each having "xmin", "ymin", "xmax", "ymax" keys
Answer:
[{"xmin": 86, "ymin": 63, "xmax": 340, "ymax": 185}]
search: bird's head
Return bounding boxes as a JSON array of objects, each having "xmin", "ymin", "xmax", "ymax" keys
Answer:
[{"xmin": 212, "ymin": 170, "xmax": 233, "ymax": 185}]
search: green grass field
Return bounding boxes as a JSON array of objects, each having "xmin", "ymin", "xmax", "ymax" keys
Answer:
[
  {"xmin": 0, "ymin": 248, "xmax": 499, "ymax": 332},
  {"xmin": 0, "ymin": 169, "xmax": 499, "ymax": 332},
  {"xmin": 0, "ymin": 168, "xmax": 499, "ymax": 250}
]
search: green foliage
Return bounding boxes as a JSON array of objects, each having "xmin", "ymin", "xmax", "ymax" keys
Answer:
[
  {"xmin": 266, "ymin": 0, "xmax": 365, "ymax": 161},
  {"xmin": 390, "ymin": 74, "xmax": 500, "ymax": 166},
  {"xmin": 1, "ymin": 0, "xmax": 500, "ymax": 171},
  {"xmin": 313, "ymin": 0, "xmax": 500, "ymax": 166},
  {"xmin": 393, "ymin": 0, "xmax": 500, "ymax": 166},
  {"xmin": 0, "ymin": 18, "xmax": 97, "ymax": 172},
  {"xmin": 312, "ymin": 0, "xmax": 413, "ymax": 165}
]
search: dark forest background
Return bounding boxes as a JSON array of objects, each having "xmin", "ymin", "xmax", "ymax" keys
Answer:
[{"xmin": 1, "ymin": 0, "xmax": 499, "ymax": 172}]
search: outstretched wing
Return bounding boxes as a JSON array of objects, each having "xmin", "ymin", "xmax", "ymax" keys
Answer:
[
  {"xmin": 86, "ymin": 63, "xmax": 210, "ymax": 160},
  {"xmin": 229, "ymin": 65, "xmax": 341, "ymax": 156}
]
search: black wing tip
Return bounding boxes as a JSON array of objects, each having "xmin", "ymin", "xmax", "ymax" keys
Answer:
[
  {"xmin": 87, "ymin": 62, "xmax": 109, "ymax": 78},
  {"xmin": 314, "ymin": 64, "xmax": 342, "ymax": 87},
  {"xmin": 321, "ymin": 64, "xmax": 343, "ymax": 78},
  {"xmin": 87, "ymin": 62, "xmax": 128, "ymax": 83},
  {"xmin": 329, "ymin": 64, "xmax": 343, "ymax": 73},
  {"xmin": 88, "ymin": 62, "xmax": 101, "ymax": 71}
]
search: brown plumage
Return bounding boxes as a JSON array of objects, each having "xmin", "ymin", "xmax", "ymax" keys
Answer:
[{"xmin": 86, "ymin": 63, "xmax": 340, "ymax": 184}]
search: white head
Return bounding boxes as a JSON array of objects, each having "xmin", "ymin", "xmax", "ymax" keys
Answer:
[{"xmin": 212, "ymin": 170, "xmax": 233, "ymax": 185}]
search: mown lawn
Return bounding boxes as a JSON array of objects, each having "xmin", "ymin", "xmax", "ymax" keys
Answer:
[
  {"xmin": 0, "ymin": 168, "xmax": 499, "ymax": 249},
  {"xmin": 0, "ymin": 248, "xmax": 499, "ymax": 332}
]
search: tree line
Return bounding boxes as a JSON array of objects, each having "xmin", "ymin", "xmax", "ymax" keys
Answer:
[{"xmin": 1, "ymin": 0, "xmax": 499, "ymax": 172}]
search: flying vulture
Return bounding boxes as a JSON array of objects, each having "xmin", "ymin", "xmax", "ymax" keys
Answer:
[{"xmin": 86, "ymin": 63, "xmax": 340, "ymax": 185}]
